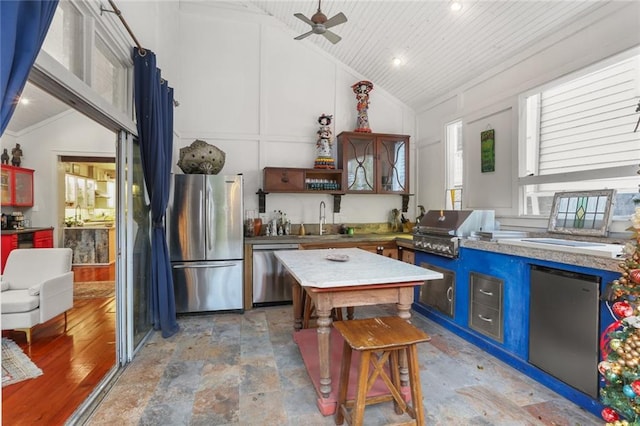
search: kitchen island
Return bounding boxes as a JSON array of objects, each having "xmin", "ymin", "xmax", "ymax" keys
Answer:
[
  {"xmin": 275, "ymin": 247, "xmax": 442, "ymax": 415},
  {"xmin": 63, "ymin": 225, "xmax": 116, "ymax": 265}
]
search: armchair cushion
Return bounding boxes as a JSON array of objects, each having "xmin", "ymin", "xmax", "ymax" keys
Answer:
[
  {"xmin": 2, "ymin": 289, "xmax": 39, "ymax": 313},
  {"xmin": 28, "ymin": 285, "xmax": 41, "ymax": 296}
]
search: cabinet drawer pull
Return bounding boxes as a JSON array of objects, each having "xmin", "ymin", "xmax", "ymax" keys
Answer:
[
  {"xmin": 446, "ymin": 286, "xmax": 453, "ymax": 302},
  {"xmin": 479, "ymin": 289, "xmax": 494, "ymax": 296},
  {"xmin": 477, "ymin": 314, "xmax": 493, "ymax": 323},
  {"xmin": 280, "ymin": 173, "xmax": 289, "ymax": 183}
]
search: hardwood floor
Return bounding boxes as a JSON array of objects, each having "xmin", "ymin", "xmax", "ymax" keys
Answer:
[
  {"xmin": 72, "ymin": 264, "xmax": 115, "ymax": 282},
  {"xmin": 2, "ymin": 286, "xmax": 116, "ymax": 425}
]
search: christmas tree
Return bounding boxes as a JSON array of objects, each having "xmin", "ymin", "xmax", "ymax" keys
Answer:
[{"xmin": 599, "ymin": 207, "xmax": 640, "ymax": 425}]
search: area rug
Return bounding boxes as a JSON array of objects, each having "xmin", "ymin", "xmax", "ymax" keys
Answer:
[
  {"xmin": 2, "ymin": 338, "xmax": 43, "ymax": 387},
  {"xmin": 74, "ymin": 281, "xmax": 115, "ymax": 299}
]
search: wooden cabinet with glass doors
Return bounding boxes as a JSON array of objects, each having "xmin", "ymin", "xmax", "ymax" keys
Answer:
[
  {"xmin": 337, "ymin": 132, "xmax": 410, "ymax": 194},
  {"xmin": 1, "ymin": 165, "xmax": 34, "ymax": 206}
]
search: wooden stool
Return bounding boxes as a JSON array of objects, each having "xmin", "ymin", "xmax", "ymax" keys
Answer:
[{"xmin": 333, "ymin": 316, "xmax": 430, "ymax": 426}]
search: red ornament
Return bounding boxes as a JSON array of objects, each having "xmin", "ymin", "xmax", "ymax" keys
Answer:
[
  {"xmin": 612, "ymin": 301, "xmax": 634, "ymax": 318},
  {"xmin": 631, "ymin": 380, "xmax": 640, "ymax": 395},
  {"xmin": 602, "ymin": 407, "xmax": 619, "ymax": 422},
  {"xmin": 630, "ymin": 269, "xmax": 640, "ymax": 284}
]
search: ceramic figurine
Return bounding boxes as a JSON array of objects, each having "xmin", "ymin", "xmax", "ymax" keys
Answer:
[
  {"xmin": 1, "ymin": 149, "xmax": 9, "ymax": 165},
  {"xmin": 314, "ymin": 114, "xmax": 335, "ymax": 169},
  {"xmin": 11, "ymin": 143, "xmax": 22, "ymax": 167},
  {"xmin": 352, "ymin": 80, "xmax": 373, "ymax": 133}
]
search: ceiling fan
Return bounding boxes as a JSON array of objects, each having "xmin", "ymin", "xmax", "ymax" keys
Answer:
[{"xmin": 294, "ymin": 0, "xmax": 347, "ymax": 44}]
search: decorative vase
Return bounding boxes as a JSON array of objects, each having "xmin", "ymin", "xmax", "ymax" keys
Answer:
[{"xmin": 177, "ymin": 139, "xmax": 225, "ymax": 174}]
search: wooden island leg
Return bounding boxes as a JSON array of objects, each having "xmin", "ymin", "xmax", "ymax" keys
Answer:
[
  {"xmin": 397, "ymin": 287, "xmax": 414, "ymax": 387},
  {"xmin": 316, "ymin": 308, "xmax": 333, "ymax": 398},
  {"xmin": 291, "ymin": 277, "xmax": 303, "ymax": 332}
]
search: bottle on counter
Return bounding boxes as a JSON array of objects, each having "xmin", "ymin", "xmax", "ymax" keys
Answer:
[{"xmin": 299, "ymin": 223, "xmax": 306, "ymax": 236}]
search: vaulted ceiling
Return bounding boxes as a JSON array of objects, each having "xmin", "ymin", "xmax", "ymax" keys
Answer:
[
  {"xmin": 246, "ymin": 0, "xmax": 618, "ymax": 109},
  {"xmin": 6, "ymin": 0, "xmax": 620, "ymax": 134}
]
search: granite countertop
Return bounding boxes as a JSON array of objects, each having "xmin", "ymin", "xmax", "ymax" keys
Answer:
[
  {"xmin": 274, "ymin": 247, "xmax": 442, "ymax": 288},
  {"xmin": 461, "ymin": 238, "xmax": 623, "ymax": 272},
  {"xmin": 1, "ymin": 227, "xmax": 53, "ymax": 235}
]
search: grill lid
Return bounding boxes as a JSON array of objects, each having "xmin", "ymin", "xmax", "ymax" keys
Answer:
[{"xmin": 416, "ymin": 210, "xmax": 495, "ymax": 236}]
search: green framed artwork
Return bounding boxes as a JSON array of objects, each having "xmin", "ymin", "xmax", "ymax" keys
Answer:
[{"xmin": 481, "ymin": 129, "xmax": 495, "ymax": 173}]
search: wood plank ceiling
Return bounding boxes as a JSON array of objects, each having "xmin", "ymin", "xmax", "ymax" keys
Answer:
[{"xmin": 247, "ymin": 0, "xmax": 619, "ymax": 110}]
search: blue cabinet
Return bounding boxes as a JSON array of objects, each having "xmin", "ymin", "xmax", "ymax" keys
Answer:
[{"xmin": 413, "ymin": 246, "xmax": 621, "ymax": 417}]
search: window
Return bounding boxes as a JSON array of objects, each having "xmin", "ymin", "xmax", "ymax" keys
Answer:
[
  {"xmin": 41, "ymin": 1, "xmax": 84, "ymax": 78},
  {"xmin": 40, "ymin": 1, "xmax": 130, "ymax": 114},
  {"xmin": 446, "ymin": 120, "xmax": 463, "ymax": 209},
  {"xmin": 520, "ymin": 50, "xmax": 640, "ymax": 219},
  {"xmin": 92, "ymin": 36, "xmax": 127, "ymax": 111}
]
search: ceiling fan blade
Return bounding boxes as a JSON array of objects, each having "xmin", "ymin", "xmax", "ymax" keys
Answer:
[
  {"xmin": 294, "ymin": 13, "xmax": 314, "ymax": 26},
  {"xmin": 324, "ymin": 12, "xmax": 347, "ymax": 29},
  {"xmin": 294, "ymin": 30, "xmax": 314, "ymax": 41},
  {"xmin": 322, "ymin": 30, "xmax": 342, "ymax": 44}
]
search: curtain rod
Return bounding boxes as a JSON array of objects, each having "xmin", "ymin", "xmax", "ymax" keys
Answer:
[
  {"xmin": 101, "ymin": 0, "xmax": 145, "ymax": 55},
  {"xmin": 100, "ymin": 1, "xmax": 180, "ymax": 107}
]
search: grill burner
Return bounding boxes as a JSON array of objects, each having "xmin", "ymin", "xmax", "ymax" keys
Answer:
[{"xmin": 413, "ymin": 210, "xmax": 495, "ymax": 258}]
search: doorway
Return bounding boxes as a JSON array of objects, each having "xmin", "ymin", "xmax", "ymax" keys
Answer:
[
  {"xmin": 60, "ymin": 157, "xmax": 117, "ymax": 284},
  {"xmin": 1, "ymin": 80, "xmax": 124, "ymax": 423}
]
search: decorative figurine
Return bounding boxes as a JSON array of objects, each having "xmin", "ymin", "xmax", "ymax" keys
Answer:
[
  {"xmin": 314, "ymin": 114, "xmax": 335, "ymax": 169},
  {"xmin": 352, "ymin": 80, "xmax": 373, "ymax": 133},
  {"xmin": 11, "ymin": 143, "xmax": 22, "ymax": 167},
  {"xmin": 1, "ymin": 149, "xmax": 9, "ymax": 165}
]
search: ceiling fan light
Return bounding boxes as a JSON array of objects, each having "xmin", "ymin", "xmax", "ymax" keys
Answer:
[{"xmin": 450, "ymin": 1, "xmax": 462, "ymax": 12}]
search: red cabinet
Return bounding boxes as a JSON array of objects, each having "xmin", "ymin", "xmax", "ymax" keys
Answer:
[
  {"xmin": 1, "ymin": 234, "xmax": 18, "ymax": 272},
  {"xmin": 1, "ymin": 165, "xmax": 34, "ymax": 207},
  {"xmin": 33, "ymin": 229, "xmax": 54, "ymax": 248},
  {"xmin": 1, "ymin": 229, "xmax": 54, "ymax": 273}
]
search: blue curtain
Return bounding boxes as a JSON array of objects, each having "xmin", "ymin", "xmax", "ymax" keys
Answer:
[
  {"xmin": 133, "ymin": 48, "xmax": 179, "ymax": 338},
  {"xmin": 0, "ymin": 0, "xmax": 59, "ymax": 135}
]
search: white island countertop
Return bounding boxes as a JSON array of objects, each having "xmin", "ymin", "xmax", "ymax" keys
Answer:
[{"xmin": 275, "ymin": 247, "xmax": 443, "ymax": 289}]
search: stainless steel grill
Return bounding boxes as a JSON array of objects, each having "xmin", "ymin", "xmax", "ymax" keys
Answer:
[{"xmin": 413, "ymin": 210, "xmax": 495, "ymax": 257}]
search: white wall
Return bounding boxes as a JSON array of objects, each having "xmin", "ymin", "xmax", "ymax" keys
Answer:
[
  {"xmin": 414, "ymin": 2, "xmax": 640, "ymax": 228},
  {"xmin": 171, "ymin": 3, "xmax": 416, "ymax": 226}
]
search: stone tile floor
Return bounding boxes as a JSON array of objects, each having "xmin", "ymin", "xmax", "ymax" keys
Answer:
[{"xmin": 87, "ymin": 305, "xmax": 601, "ymax": 425}]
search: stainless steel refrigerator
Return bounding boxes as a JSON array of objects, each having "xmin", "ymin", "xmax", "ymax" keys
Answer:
[{"xmin": 167, "ymin": 174, "xmax": 243, "ymax": 313}]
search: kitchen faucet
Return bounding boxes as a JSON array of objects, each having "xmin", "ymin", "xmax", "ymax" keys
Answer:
[
  {"xmin": 75, "ymin": 205, "xmax": 81, "ymax": 223},
  {"xmin": 319, "ymin": 201, "xmax": 326, "ymax": 235}
]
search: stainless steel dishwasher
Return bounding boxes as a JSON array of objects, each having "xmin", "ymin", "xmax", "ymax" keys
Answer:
[
  {"xmin": 252, "ymin": 243, "xmax": 299, "ymax": 306},
  {"xmin": 529, "ymin": 265, "xmax": 600, "ymax": 398}
]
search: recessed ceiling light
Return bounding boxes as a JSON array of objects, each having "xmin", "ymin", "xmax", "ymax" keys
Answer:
[
  {"xmin": 450, "ymin": 1, "xmax": 462, "ymax": 12},
  {"xmin": 19, "ymin": 97, "xmax": 29, "ymax": 105},
  {"xmin": 392, "ymin": 57, "xmax": 403, "ymax": 67}
]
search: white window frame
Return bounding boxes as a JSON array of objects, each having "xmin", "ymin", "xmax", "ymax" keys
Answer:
[
  {"xmin": 445, "ymin": 119, "xmax": 463, "ymax": 210},
  {"xmin": 41, "ymin": 0, "xmax": 133, "ymax": 117}
]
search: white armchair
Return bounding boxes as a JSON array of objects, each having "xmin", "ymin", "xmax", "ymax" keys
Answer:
[{"xmin": 1, "ymin": 248, "xmax": 74, "ymax": 344}]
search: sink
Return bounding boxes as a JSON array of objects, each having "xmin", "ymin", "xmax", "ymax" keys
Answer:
[{"xmin": 497, "ymin": 237, "xmax": 623, "ymax": 258}]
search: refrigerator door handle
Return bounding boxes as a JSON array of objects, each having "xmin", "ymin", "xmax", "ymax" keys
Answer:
[{"xmin": 173, "ymin": 262, "xmax": 237, "ymax": 269}]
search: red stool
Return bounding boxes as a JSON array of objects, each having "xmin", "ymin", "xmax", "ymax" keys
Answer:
[{"xmin": 333, "ymin": 316, "xmax": 430, "ymax": 426}]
